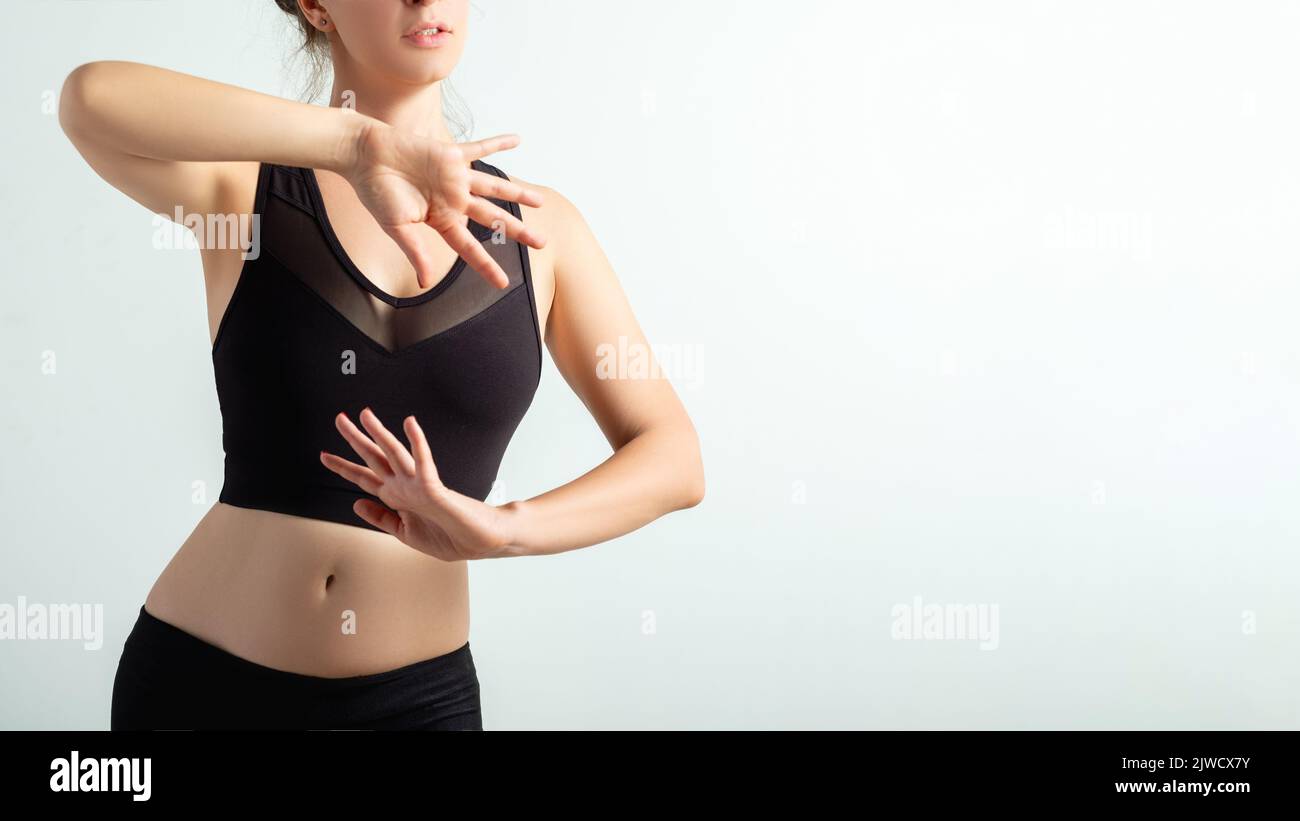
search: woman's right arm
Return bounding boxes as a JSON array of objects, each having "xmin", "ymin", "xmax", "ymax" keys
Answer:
[
  {"xmin": 57, "ymin": 60, "xmax": 366, "ymax": 221},
  {"xmin": 57, "ymin": 60, "xmax": 545, "ymax": 287}
]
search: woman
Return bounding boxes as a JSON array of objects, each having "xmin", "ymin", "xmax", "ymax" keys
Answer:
[{"xmin": 59, "ymin": 0, "xmax": 704, "ymax": 730}]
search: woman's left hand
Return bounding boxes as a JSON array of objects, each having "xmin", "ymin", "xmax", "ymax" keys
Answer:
[{"xmin": 319, "ymin": 407, "xmax": 516, "ymax": 561}]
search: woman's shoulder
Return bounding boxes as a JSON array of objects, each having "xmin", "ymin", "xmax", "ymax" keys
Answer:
[
  {"xmin": 488, "ymin": 169, "xmax": 576, "ymax": 227},
  {"xmin": 498, "ymin": 172, "xmax": 600, "ymax": 267}
]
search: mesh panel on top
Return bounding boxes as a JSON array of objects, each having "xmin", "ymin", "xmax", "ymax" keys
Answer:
[{"xmin": 257, "ymin": 162, "xmax": 527, "ymax": 354}]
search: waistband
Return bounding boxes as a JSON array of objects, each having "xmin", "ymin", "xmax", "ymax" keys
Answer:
[{"xmin": 130, "ymin": 604, "xmax": 474, "ymax": 691}]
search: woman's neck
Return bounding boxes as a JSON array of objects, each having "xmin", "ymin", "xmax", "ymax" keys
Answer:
[{"xmin": 325, "ymin": 71, "xmax": 456, "ymax": 143}]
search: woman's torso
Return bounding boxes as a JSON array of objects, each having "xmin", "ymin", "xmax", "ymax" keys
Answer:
[{"xmin": 144, "ymin": 159, "xmax": 555, "ymax": 677}]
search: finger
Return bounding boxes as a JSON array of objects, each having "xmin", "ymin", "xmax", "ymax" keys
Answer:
[
  {"xmin": 354, "ymin": 499, "xmax": 402, "ymax": 536},
  {"xmin": 465, "ymin": 197, "xmax": 547, "ymax": 250},
  {"xmin": 439, "ymin": 223, "xmax": 509, "ymax": 288},
  {"xmin": 457, "ymin": 133, "xmax": 521, "ymax": 163},
  {"xmin": 468, "ymin": 169, "xmax": 545, "ymax": 209},
  {"xmin": 319, "ymin": 450, "xmax": 384, "ymax": 496},
  {"xmin": 335, "ymin": 412, "xmax": 394, "ymax": 477},
  {"xmin": 386, "ymin": 222, "xmax": 441, "ymax": 290},
  {"xmin": 359, "ymin": 407, "xmax": 417, "ymax": 476},
  {"xmin": 403, "ymin": 415, "xmax": 443, "ymax": 486}
]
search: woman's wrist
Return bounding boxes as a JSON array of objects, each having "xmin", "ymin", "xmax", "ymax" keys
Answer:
[
  {"xmin": 332, "ymin": 113, "xmax": 392, "ymax": 178},
  {"xmin": 492, "ymin": 499, "xmax": 536, "ymax": 558}
]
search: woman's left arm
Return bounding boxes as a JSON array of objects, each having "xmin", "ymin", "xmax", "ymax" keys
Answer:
[{"xmin": 497, "ymin": 187, "xmax": 706, "ymax": 556}]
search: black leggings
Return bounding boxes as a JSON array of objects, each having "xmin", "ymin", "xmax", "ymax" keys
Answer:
[{"xmin": 111, "ymin": 605, "xmax": 483, "ymax": 730}]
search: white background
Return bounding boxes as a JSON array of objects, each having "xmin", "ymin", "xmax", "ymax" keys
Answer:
[{"xmin": 1, "ymin": 0, "xmax": 1296, "ymax": 728}]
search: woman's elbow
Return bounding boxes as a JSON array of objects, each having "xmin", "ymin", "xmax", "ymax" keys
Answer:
[
  {"xmin": 680, "ymin": 467, "xmax": 705, "ymax": 509},
  {"xmin": 57, "ymin": 62, "xmax": 103, "ymax": 139},
  {"xmin": 673, "ymin": 428, "xmax": 706, "ymax": 510}
]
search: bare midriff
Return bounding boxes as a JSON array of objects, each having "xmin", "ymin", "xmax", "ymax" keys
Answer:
[{"xmin": 142, "ymin": 502, "xmax": 471, "ymax": 678}]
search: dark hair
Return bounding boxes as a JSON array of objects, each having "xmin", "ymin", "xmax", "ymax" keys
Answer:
[{"xmin": 272, "ymin": 0, "xmax": 472, "ymax": 139}]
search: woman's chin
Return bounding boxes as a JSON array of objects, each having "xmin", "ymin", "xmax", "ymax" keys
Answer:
[{"xmin": 383, "ymin": 56, "xmax": 458, "ymax": 86}]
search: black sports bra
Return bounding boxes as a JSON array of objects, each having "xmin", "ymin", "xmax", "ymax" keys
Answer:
[{"xmin": 212, "ymin": 160, "xmax": 542, "ymax": 532}]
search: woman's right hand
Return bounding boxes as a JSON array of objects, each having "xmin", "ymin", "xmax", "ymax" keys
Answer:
[{"xmin": 342, "ymin": 119, "xmax": 547, "ymax": 289}]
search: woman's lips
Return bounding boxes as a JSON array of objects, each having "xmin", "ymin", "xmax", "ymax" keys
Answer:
[{"xmin": 403, "ymin": 30, "xmax": 452, "ymax": 48}]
